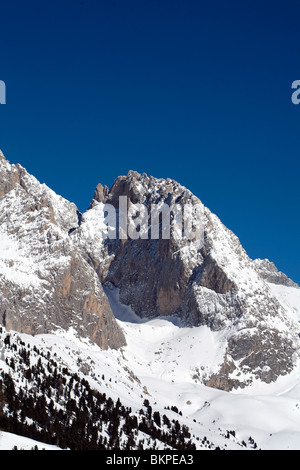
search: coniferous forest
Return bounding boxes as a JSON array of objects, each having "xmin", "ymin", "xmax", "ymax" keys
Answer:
[{"xmin": 0, "ymin": 328, "xmax": 198, "ymax": 450}]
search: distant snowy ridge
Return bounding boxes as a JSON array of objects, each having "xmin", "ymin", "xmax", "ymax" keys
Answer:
[{"xmin": 253, "ymin": 258, "xmax": 299, "ymax": 288}]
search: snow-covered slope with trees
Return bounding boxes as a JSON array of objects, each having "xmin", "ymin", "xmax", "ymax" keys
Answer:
[
  {"xmin": 1, "ymin": 281, "xmax": 300, "ymax": 450},
  {"xmin": 0, "ymin": 150, "xmax": 300, "ymax": 450}
]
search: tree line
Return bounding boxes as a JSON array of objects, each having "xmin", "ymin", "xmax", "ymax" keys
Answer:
[{"xmin": 0, "ymin": 331, "xmax": 196, "ymax": 450}]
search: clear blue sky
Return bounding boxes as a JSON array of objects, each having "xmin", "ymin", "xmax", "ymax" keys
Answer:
[{"xmin": 0, "ymin": 0, "xmax": 300, "ymax": 283}]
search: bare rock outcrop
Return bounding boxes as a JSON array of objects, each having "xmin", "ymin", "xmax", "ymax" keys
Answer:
[
  {"xmin": 0, "ymin": 153, "xmax": 125, "ymax": 349},
  {"xmin": 253, "ymin": 258, "xmax": 299, "ymax": 288},
  {"xmin": 76, "ymin": 170, "xmax": 300, "ymax": 390}
]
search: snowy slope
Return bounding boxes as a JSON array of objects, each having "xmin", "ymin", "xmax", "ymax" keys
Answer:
[
  {"xmin": 1, "ymin": 282, "xmax": 300, "ymax": 450},
  {"xmin": 112, "ymin": 283, "xmax": 300, "ymax": 450},
  {"xmin": 0, "ymin": 431, "xmax": 61, "ymax": 450},
  {"xmin": 268, "ymin": 283, "xmax": 300, "ymax": 325}
]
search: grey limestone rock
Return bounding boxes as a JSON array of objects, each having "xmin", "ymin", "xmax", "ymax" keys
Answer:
[{"xmin": 0, "ymin": 152, "xmax": 126, "ymax": 350}]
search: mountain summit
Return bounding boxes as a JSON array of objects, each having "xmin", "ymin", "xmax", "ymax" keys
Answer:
[
  {"xmin": 75, "ymin": 169, "xmax": 300, "ymax": 390},
  {"xmin": 0, "ymin": 152, "xmax": 299, "ymax": 391}
]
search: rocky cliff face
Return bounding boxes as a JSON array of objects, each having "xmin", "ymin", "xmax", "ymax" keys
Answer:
[
  {"xmin": 0, "ymin": 152, "xmax": 125, "ymax": 349},
  {"xmin": 0, "ymin": 151, "xmax": 299, "ymax": 391},
  {"xmin": 76, "ymin": 170, "xmax": 300, "ymax": 390},
  {"xmin": 253, "ymin": 258, "xmax": 299, "ymax": 288}
]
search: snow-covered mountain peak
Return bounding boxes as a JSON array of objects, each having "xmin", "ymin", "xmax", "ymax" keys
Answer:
[
  {"xmin": 0, "ymin": 155, "xmax": 125, "ymax": 349},
  {"xmin": 1, "ymin": 154, "xmax": 300, "ymax": 450},
  {"xmin": 76, "ymin": 170, "xmax": 300, "ymax": 390},
  {"xmin": 0, "ymin": 155, "xmax": 299, "ymax": 391}
]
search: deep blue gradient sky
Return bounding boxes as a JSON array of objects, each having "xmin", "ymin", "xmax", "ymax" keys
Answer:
[{"xmin": 0, "ymin": 0, "xmax": 300, "ymax": 283}]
